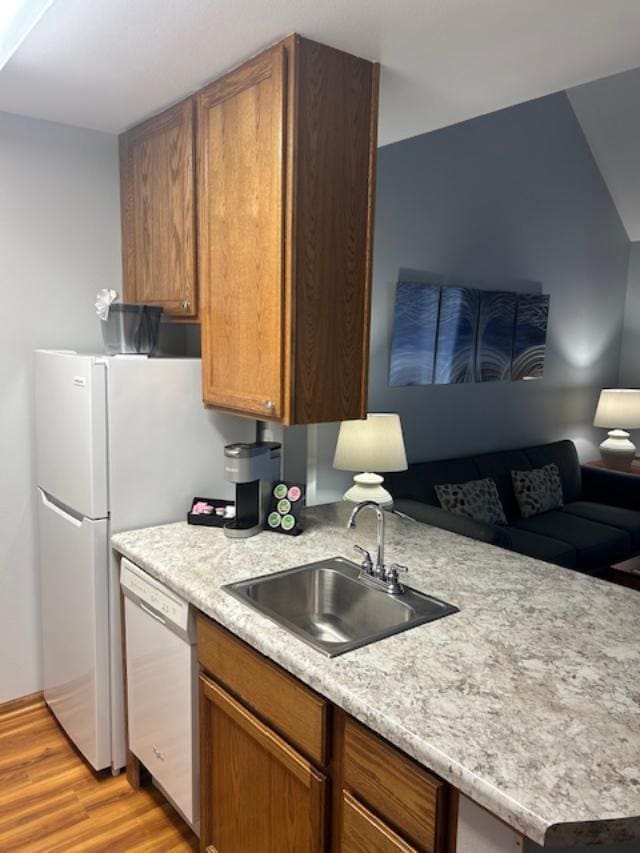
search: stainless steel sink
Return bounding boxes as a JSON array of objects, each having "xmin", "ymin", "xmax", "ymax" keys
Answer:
[{"xmin": 222, "ymin": 557, "xmax": 458, "ymax": 657}]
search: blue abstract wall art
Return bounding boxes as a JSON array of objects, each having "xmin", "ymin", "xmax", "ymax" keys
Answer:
[
  {"xmin": 434, "ymin": 287, "xmax": 480, "ymax": 384},
  {"xmin": 389, "ymin": 282, "xmax": 440, "ymax": 386},
  {"xmin": 511, "ymin": 293, "xmax": 550, "ymax": 380},
  {"xmin": 388, "ymin": 282, "xmax": 549, "ymax": 386},
  {"xmin": 476, "ymin": 290, "xmax": 517, "ymax": 382}
]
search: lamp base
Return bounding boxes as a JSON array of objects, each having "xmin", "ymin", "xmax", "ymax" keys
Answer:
[
  {"xmin": 600, "ymin": 429, "xmax": 636, "ymax": 472},
  {"xmin": 343, "ymin": 472, "xmax": 393, "ymax": 508}
]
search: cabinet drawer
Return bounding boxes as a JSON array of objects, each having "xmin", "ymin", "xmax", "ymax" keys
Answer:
[
  {"xmin": 343, "ymin": 717, "xmax": 446, "ymax": 852},
  {"xmin": 342, "ymin": 791, "xmax": 418, "ymax": 853},
  {"xmin": 197, "ymin": 615, "xmax": 329, "ymax": 765}
]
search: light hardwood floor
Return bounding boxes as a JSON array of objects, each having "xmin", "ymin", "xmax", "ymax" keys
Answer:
[{"xmin": 0, "ymin": 698, "xmax": 198, "ymax": 852}]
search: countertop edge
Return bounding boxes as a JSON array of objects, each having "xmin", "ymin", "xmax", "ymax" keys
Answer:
[{"xmin": 544, "ymin": 817, "xmax": 640, "ymax": 849}]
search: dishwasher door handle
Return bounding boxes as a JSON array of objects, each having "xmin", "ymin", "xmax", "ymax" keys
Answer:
[{"xmin": 138, "ymin": 601, "xmax": 167, "ymax": 625}]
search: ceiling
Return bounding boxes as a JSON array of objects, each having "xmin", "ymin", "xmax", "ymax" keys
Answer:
[
  {"xmin": 568, "ymin": 67, "xmax": 640, "ymax": 242},
  {"xmin": 2, "ymin": 0, "xmax": 640, "ymax": 146}
]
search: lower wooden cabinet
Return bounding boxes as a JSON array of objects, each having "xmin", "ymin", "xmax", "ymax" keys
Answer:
[
  {"xmin": 199, "ymin": 674, "xmax": 327, "ymax": 852},
  {"xmin": 342, "ymin": 791, "xmax": 418, "ymax": 853},
  {"xmin": 197, "ymin": 614, "xmax": 450, "ymax": 852},
  {"xmin": 342, "ymin": 716, "xmax": 446, "ymax": 852},
  {"xmin": 198, "ymin": 617, "xmax": 329, "ymax": 766}
]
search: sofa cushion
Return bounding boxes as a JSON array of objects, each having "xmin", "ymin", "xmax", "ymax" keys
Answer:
[
  {"xmin": 511, "ymin": 463, "xmax": 564, "ymax": 518},
  {"xmin": 474, "ymin": 449, "xmax": 532, "ymax": 520},
  {"xmin": 525, "ymin": 440, "xmax": 582, "ymax": 503},
  {"xmin": 394, "ymin": 499, "xmax": 511, "ymax": 547},
  {"xmin": 510, "ymin": 511, "xmax": 631, "ymax": 573},
  {"xmin": 502, "ymin": 527, "xmax": 577, "ymax": 569},
  {"xmin": 387, "ymin": 458, "xmax": 481, "ymax": 507},
  {"xmin": 388, "ymin": 440, "xmax": 581, "ymax": 515},
  {"xmin": 434, "ymin": 478, "xmax": 507, "ymax": 525},
  {"xmin": 562, "ymin": 501, "xmax": 640, "ymax": 549}
]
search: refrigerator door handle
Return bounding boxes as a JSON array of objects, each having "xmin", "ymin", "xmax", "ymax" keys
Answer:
[{"xmin": 38, "ymin": 489, "xmax": 83, "ymax": 528}]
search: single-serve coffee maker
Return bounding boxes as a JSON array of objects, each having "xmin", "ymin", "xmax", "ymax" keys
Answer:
[{"xmin": 223, "ymin": 441, "xmax": 282, "ymax": 538}]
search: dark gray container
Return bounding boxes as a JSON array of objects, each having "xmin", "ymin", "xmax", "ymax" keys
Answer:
[{"xmin": 101, "ymin": 304, "xmax": 162, "ymax": 355}]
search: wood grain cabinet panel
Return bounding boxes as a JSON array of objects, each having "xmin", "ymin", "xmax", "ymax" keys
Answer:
[
  {"xmin": 342, "ymin": 791, "xmax": 418, "ymax": 853},
  {"xmin": 199, "ymin": 675, "xmax": 327, "ymax": 853},
  {"xmin": 119, "ymin": 35, "xmax": 377, "ymax": 419},
  {"xmin": 343, "ymin": 717, "xmax": 447, "ymax": 852},
  {"xmin": 197, "ymin": 35, "xmax": 378, "ymax": 424},
  {"xmin": 196, "ymin": 618, "xmax": 452, "ymax": 851},
  {"xmin": 119, "ymin": 98, "xmax": 197, "ymax": 319},
  {"xmin": 197, "ymin": 615, "xmax": 329, "ymax": 766},
  {"xmin": 197, "ymin": 46, "xmax": 286, "ymax": 418},
  {"xmin": 290, "ymin": 38, "xmax": 377, "ymax": 424}
]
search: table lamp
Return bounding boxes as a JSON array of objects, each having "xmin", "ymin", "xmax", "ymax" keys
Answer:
[
  {"xmin": 593, "ymin": 389, "xmax": 640, "ymax": 471},
  {"xmin": 333, "ymin": 413, "xmax": 408, "ymax": 508}
]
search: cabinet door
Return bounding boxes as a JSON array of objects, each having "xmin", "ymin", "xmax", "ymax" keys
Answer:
[
  {"xmin": 197, "ymin": 46, "xmax": 286, "ymax": 420},
  {"xmin": 119, "ymin": 98, "xmax": 197, "ymax": 318},
  {"xmin": 200, "ymin": 675, "xmax": 327, "ymax": 853},
  {"xmin": 342, "ymin": 791, "xmax": 418, "ymax": 853}
]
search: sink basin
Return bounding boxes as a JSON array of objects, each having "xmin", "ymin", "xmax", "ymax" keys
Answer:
[{"xmin": 222, "ymin": 557, "xmax": 458, "ymax": 657}]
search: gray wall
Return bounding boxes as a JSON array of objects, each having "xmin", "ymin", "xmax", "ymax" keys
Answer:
[
  {"xmin": 619, "ymin": 241, "xmax": 640, "ymax": 387},
  {"xmin": 311, "ymin": 91, "xmax": 630, "ymax": 502},
  {"xmin": 0, "ymin": 111, "xmax": 123, "ymax": 702},
  {"xmin": 618, "ymin": 240, "xmax": 640, "ymax": 450}
]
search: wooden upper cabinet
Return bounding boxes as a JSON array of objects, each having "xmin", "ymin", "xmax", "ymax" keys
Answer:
[
  {"xmin": 197, "ymin": 35, "xmax": 379, "ymax": 424},
  {"xmin": 119, "ymin": 98, "xmax": 197, "ymax": 319},
  {"xmin": 198, "ymin": 46, "xmax": 286, "ymax": 418}
]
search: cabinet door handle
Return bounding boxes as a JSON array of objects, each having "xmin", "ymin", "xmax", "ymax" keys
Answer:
[
  {"xmin": 152, "ymin": 745, "xmax": 165, "ymax": 761},
  {"xmin": 264, "ymin": 400, "xmax": 275, "ymax": 411},
  {"xmin": 180, "ymin": 300, "xmax": 191, "ymax": 311}
]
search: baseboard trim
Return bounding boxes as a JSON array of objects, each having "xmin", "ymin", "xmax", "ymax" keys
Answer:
[{"xmin": 0, "ymin": 690, "xmax": 45, "ymax": 719}]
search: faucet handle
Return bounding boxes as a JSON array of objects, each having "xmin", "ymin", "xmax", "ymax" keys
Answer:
[
  {"xmin": 385, "ymin": 563, "xmax": 409, "ymax": 593},
  {"xmin": 353, "ymin": 545, "xmax": 374, "ymax": 574},
  {"xmin": 386, "ymin": 563, "xmax": 409, "ymax": 580}
]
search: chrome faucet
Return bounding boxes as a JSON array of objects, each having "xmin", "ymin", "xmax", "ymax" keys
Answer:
[
  {"xmin": 347, "ymin": 501, "xmax": 408, "ymax": 594},
  {"xmin": 348, "ymin": 500, "xmax": 385, "ymax": 575}
]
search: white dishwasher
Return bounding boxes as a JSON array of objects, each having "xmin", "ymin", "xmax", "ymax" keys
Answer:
[{"xmin": 121, "ymin": 558, "xmax": 199, "ymax": 833}]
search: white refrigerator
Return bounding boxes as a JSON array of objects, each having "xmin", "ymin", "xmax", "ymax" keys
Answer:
[{"xmin": 35, "ymin": 350, "xmax": 255, "ymax": 773}]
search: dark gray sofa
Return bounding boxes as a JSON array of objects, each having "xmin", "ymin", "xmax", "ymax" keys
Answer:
[{"xmin": 386, "ymin": 440, "xmax": 640, "ymax": 576}]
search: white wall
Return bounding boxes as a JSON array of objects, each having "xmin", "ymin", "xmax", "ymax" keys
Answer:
[{"xmin": 0, "ymin": 112, "xmax": 121, "ymax": 703}]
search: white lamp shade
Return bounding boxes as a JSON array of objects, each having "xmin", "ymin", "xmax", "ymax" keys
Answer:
[
  {"xmin": 593, "ymin": 389, "xmax": 640, "ymax": 429},
  {"xmin": 333, "ymin": 413, "xmax": 408, "ymax": 473}
]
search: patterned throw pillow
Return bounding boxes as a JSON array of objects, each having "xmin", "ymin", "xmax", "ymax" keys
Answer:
[
  {"xmin": 434, "ymin": 478, "xmax": 507, "ymax": 525},
  {"xmin": 511, "ymin": 463, "xmax": 564, "ymax": 518}
]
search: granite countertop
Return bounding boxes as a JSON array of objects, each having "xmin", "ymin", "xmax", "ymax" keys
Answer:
[{"xmin": 112, "ymin": 503, "xmax": 640, "ymax": 848}]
